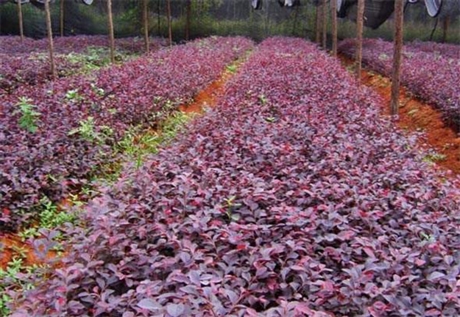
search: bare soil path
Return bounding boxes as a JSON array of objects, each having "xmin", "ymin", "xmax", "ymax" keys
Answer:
[{"xmin": 340, "ymin": 55, "xmax": 460, "ymax": 177}]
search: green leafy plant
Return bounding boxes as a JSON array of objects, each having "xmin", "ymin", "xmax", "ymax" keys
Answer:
[
  {"xmin": 65, "ymin": 47, "xmax": 114, "ymax": 72},
  {"xmin": 226, "ymin": 64, "xmax": 237, "ymax": 73},
  {"xmin": 10, "ymin": 245, "xmax": 28, "ymax": 260},
  {"xmin": 39, "ymin": 196, "xmax": 76, "ymax": 229},
  {"xmin": 68, "ymin": 117, "xmax": 113, "ymax": 144},
  {"xmin": 90, "ymin": 83, "xmax": 105, "ymax": 96},
  {"xmin": 422, "ymin": 152, "xmax": 447, "ymax": 164},
  {"xmin": 419, "ymin": 231, "xmax": 436, "ymax": 243},
  {"xmin": 160, "ymin": 112, "xmax": 190, "ymax": 141},
  {"xmin": 0, "ymin": 257, "xmax": 24, "ymax": 316},
  {"xmin": 0, "ymin": 292, "xmax": 11, "ymax": 316},
  {"xmin": 68, "ymin": 193, "xmax": 86, "ymax": 208},
  {"xmin": 17, "ymin": 228, "xmax": 40, "ymax": 242},
  {"xmin": 0, "ymin": 258, "xmax": 46, "ymax": 316},
  {"xmin": 117, "ymin": 112, "xmax": 191, "ymax": 169},
  {"xmin": 65, "ymin": 89, "xmax": 84, "ymax": 102},
  {"xmin": 14, "ymin": 97, "xmax": 41, "ymax": 133},
  {"xmin": 378, "ymin": 53, "xmax": 390, "ymax": 61},
  {"xmin": 27, "ymin": 52, "xmax": 47, "ymax": 62},
  {"xmin": 407, "ymin": 109, "xmax": 418, "ymax": 117},
  {"xmin": 258, "ymin": 94, "xmax": 268, "ymax": 105},
  {"xmin": 0, "ymin": 259, "xmax": 23, "ymax": 284},
  {"xmin": 224, "ymin": 196, "xmax": 241, "ymax": 222}
]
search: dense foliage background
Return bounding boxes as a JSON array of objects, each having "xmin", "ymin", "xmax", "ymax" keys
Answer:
[{"xmin": 0, "ymin": 0, "xmax": 459, "ymax": 43}]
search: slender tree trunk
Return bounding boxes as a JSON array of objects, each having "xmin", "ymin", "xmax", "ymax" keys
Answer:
[
  {"xmin": 264, "ymin": 0, "xmax": 271, "ymax": 37},
  {"xmin": 157, "ymin": 0, "xmax": 161, "ymax": 36},
  {"xmin": 315, "ymin": 3, "xmax": 321, "ymax": 44},
  {"xmin": 292, "ymin": 5, "xmax": 299, "ymax": 36},
  {"xmin": 107, "ymin": 0, "xmax": 115, "ymax": 63},
  {"xmin": 331, "ymin": 0, "xmax": 338, "ymax": 57},
  {"xmin": 429, "ymin": 18, "xmax": 438, "ymax": 41},
  {"xmin": 185, "ymin": 0, "xmax": 191, "ymax": 41},
  {"xmin": 17, "ymin": 0, "xmax": 24, "ymax": 41},
  {"xmin": 356, "ymin": 0, "xmax": 365, "ymax": 82},
  {"xmin": 60, "ymin": 0, "xmax": 65, "ymax": 37},
  {"xmin": 390, "ymin": 0, "xmax": 404, "ymax": 115},
  {"xmin": 44, "ymin": 0, "xmax": 56, "ymax": 79},
  {"xmin": 441, "ymin": 17, "xmax": 449, "ymax": 43},
  {"xmin": 167, "ymin": 0, "xmax": 172, "ymax": 46},
  {"xmin": 143, "ymin": 0, "xmax": 149, "ymax": 53},
  {"xmin": 322, "ymin": 0, "xmax": 327, "ymax": 49}
]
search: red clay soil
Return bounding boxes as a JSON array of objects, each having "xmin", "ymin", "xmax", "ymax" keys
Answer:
[
  {"xmin": 0, "ymin": 202, "xmax": 70, "ymax": 270},
  {"xmin": 179, "ymin": 68, "xmax": 234, "ymax": 114},
  {"xmin": 0, "ymin": 234, "xmax": 57, "ymax": 269},
  {"xmin": 1, "ymin": 66, "xmax": 240, "ymax": 271},
  {"xmin": 340, "ymin": 55, "xmax": 460, "ymax": 176}
]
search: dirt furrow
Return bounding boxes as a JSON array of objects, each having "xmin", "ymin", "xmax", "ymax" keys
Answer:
[{"xmin": 340, "ymin": 55, "xmax": 460, "ymax": 177}]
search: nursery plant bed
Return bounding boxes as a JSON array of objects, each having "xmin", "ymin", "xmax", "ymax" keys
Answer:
[
  {"xmin": 10, "ymin": 37, "xmax": 460, "ymax": 317},
  {"xmin": 0, "ymin": 52, "xmax": 250, "ymax": 316}
]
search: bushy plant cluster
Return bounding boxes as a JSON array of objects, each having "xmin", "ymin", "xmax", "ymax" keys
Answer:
[
  {"xmin": 406, "ymin": 41, "xmax": 460, "ymax": 60},
  {"xmin": 0, "ymin": 35, "xmax": 166, "ymax": 55},
  {"xmin": 0, "ymin": 36, "xmax": 254, "ymax": 232},
  {"xmin": 0, "ymin": 53, "xmax": 90, "ymax": 93},
  {"xmin": 0, "ymin": 36, "xmax": 168, "ymax": 94},
  {"xmin": 339, "ymin": 38, "xmax": 460, "ymax": 132},
  {"xmin": 10, "ymin": 37, "xmax": 460, "ymax": 316}
]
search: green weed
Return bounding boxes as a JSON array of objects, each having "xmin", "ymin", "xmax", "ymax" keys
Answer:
[
  {"xmin": 90, "ymin": 83, "xmax": 105, "ymax": 97},
  {"xmin": 161, "ymin": 112, "xmax": 190, "ymax": 141},
  {"xmin": 422, "ymin": 152, "xmax": 447, "ymax": 164},
  {"xmin": 14, "ymin": 97, "xmax": 40, "ymax": 133},
  {"xmin": 224, "ymin": 196, "xmax": 241, "ymax": 222},
  {"xmin": 65, "ymin": 89, "xmax": 84, "ymax": 102},
  {"xmin": 0, "ymin": 258, "xmax": 47, "ymax": 316},
  {"xmin": 258, "ymin": 94, "xmax": 268, "ymax": 105},
  {"xmin": 226, "ymin": 64, "xmax": 238, "ymax": 73},
  {"xmin": 17, "ymin": 228, "xmax": 40, "ymax": 242},
  {"xmin": 0, "ymin": 292, "xmax": 11, "ymax": 316},
  {"xmin": 407, "ymin": 109, "xmax": 418, "ymax": 117},
  {"xmin": 117, "ymin": 112, "xmax": 191, "ymax": 169},
  {"xmin": 68, "ymin": 117, "xmax": 113, "ymax": 144},
  {"xmin": 38, "ymin": 196, "xmax": 77, "ymax": 229}
]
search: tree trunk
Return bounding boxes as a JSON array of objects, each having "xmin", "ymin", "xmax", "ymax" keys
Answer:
[
  {"xmin": 143, "ymin": 0, "xmax": 149, "ymax": 53},
  {"xmin": 390, "ymin": 0, "xmax": 404, "ymax": 115},
  {"xmin": 429, "ymin": 18, "xmax": 438, "ymax": 41},
  {"xmin": 167, "ymin": 0, "xmax": 172, "ymax": 46},
  {"xmin": 331, "ymin": 0, "xmax": 338, "ymax": 57},
  {"xmin": 157, "ymin": 0, "xmax": 161, "ymax": 36},
  {"xmin": 107, "ymin": 0, "xmax": 115, "ymax": 63},
  {"xmin": 60, "ymin": 0, "xmax": 65, "ymax": 37},
  {"xmin": 292, "ymin": 5, "xmax": 299, "ymax": 35},
  {"xmin": 17, "ymin": 0, "xmax": 24, "ymax": 41},
  {"xmin": 264, "ymin": 0, "xmax": 271, "ymax": 37},
  {"xmin": 322, "ymin": 0, "xmax": 327, "ymax": 49},
  {"xmin": 315, "ymin": 3, "xmax": 321, "ymax": 44},
  {"xmin": 185, "ymin": 0, "xmax": 191, "ymax": 41},
  {"xmin": 44, "ymin": 0, "xmax": 56, "ymax": 79},
  {"xmin": 356, "ymin": 0, "xmax": 365, "ymax": 82},
  {"xmin": 441, "ymin": 17, "xmax": 449, "ymax": 43}
]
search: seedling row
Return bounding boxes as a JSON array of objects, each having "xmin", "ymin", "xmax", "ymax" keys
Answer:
[
  {"xmin": 339, "ymin": 38, "xmax": 460, "ymax": 131},
  {"xmin": 0, "ymin": 36, "xmax": 254, "ymax": 232}
]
